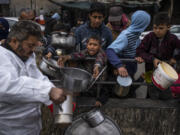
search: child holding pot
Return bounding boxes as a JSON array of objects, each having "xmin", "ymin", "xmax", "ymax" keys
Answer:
[
  {"xmin": 58, "ymin": 35, "xmax": 109, "ymax": 107},
  {"xmin": 136, "ymin": 12, "xmax": 180, "ymax": 99}
]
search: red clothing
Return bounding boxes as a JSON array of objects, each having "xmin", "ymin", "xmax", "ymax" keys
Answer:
[{"xmin": 171, "ymin": 74, "xmax": 180, "ymax": 97}]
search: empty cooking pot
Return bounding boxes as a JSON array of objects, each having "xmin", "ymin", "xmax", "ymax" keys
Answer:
[
  {"xmin": 81, "ymin": 109, "xmax": 105, "ymax": 127},
  {"xmin": 51, "ymin": 31, "xmax": 76, "ymax": 49},
  {"xmin": 39, "ymin": 57, "xmax": 60, "ymax": 78},
  {"xmin": 115, "ymin": 75, "xmax": 132, "ymax": 97},
  {"xmin": 59, "ymin": 67, "xmax": 92, "ymax": 92}
]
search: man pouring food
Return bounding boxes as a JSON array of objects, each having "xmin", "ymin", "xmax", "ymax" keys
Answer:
[{"xmin": 0, "ymin": 20, "xmax": 66, "ymax": 135}]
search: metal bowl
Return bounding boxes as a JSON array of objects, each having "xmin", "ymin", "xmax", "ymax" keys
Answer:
[
  {"xmin": 39, "ymin": 57, "xmax": 60, "ymax": 78},
  {"xmin": 64, "ymin": 110, "xmax": 121, "ymax": 135},
  {"xmin": 51, "ymin": 32, "xmax": 76, "ymax": 49},
  {"xmin": 81, "ymin": 109, "xmax": 105, "ymax": 127},
  {"xmin": 59, "ymin": 67, "xmax": 92, "ymax": 92}
]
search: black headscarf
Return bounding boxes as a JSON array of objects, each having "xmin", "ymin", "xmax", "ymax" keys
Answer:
[{"xmin": 0, "ymin": 18, "xmax": 9, "ymax": 40}]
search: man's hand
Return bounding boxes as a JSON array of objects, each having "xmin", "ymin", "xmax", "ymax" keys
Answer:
[
  {"xmin": 49, "ymin": 87, "xmax": 66, "ymax": 104},
  {"xmin": 45, "ymin": 52, "xmax": 52, "ymax": 60},
  {"xmin": 153, "ymin": 58, "xmax": 161, "ymax": 68},
  {"xmin": 117, "ymin": 67, "xmax": 128, "ymax": 77},
  {"xmin": 93, "ymin": 65, "xmax": 99, "ymax": 78},
  {"xmin": 57, "ymin": 55, "xmax": 71, "ymax": 67},
  {"xmin": 135, "ymin": 57, "xmax": 144, "ymax": 63}
]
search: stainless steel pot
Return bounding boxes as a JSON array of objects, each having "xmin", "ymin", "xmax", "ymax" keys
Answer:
[
  {"xmin": 51, "ymin": 31, "xmax": 76, "ymax": 49},
  {"xmin": 64, "ymin": 110, "xmax": 122, "ymax": 135},
  {"xmin": 59, "ymin": 67, "xmax": 92, "ymax": 92},
  {"xmin": 81, "ymin": 109, "xmax": 105, "ymax": 127},
  {"xmin": 39, "ymin": 57, "xmax": 60, "ymax": 78},
  {"xmin": 54, "ymin": 94, "xmax": 73, "ymax": 124}
]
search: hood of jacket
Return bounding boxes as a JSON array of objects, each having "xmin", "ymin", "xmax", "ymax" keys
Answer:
[{"xmin": 128, "ymin": 10, "xmax": 150, "ymax": 33}]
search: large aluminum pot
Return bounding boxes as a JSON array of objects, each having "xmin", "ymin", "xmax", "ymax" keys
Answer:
[
  {"xmin": 51, "ymin": 31, "xmax": 76, "ymax": 49},
  {"xmin": 81, "ymin": 109, "xmax": 105, "ymax": 127},
  {"xmin": 64, "ymin": 109, "xmax": 121, "ymax": 135},
  {"xmin": 59, "ymin": 67, "xmax": 92, "ymax": 92},
  {"xmin": 54, "ymin": 94, "xmax": 73, "ymax": 124},
  {"xmin": 39, "ymin": 57, "xmax": 60, "ymax": 78}
]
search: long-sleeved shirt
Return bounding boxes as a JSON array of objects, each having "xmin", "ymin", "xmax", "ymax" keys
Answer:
[
  {"xmin": 70, "ymin": 49, "xmax": 108, "ymax": 104},
  {"xmin": 136, "ymin": 31, "xmax": 180, "ymax": 71},
  {"xmin": 0, "ymin": 45, "xmax": 53, "ymax": 135},
  {"xmin": 106, "ymin": 10, "xmax": 151, "ymax": 77},
  {"xmin": 70, "ymin": 48, "xmax": 107, "ymax": 74}
]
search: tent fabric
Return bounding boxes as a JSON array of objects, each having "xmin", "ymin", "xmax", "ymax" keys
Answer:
[
  {"xmin": 0, "ymin": 0, "xmax": 9, "ymax": 4},
  {"xmin": 48, "ymin": 0, "xmax": 160, "ymax": 10},
  {"xmin": 48, "ymin": 0, "xmax": 92, "ymax": 10}
]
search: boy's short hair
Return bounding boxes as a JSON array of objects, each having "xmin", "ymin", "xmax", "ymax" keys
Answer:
[
  {"xmin": 89, "ymin": 2, "xmax": 105, "ymax": 16},
  {"xmin": 153, "ymin": 12, "xmax": 171, "ymax": 26},
  {"xmin": 87, "ymin": 35, "xmax": 102, "ymax": 45}
]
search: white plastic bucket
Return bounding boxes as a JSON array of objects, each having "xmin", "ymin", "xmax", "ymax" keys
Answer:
[{"xmin": 152, "ymin": 62, "xmax": 178, "ymax": 90}]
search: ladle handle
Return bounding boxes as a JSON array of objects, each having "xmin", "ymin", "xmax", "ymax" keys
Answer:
[{"xmin": 87, "ymin": 65, "xmax": 107, "ymax": 91}]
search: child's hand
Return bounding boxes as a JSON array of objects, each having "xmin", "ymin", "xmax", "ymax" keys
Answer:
[
  {"xmin": 45, "ymin": 52, "xmax": 52, "ymax": 60},
  {"xmin": 153, "ymin": 58, "xmax": 161, "ymax": 68},
  {"xmin": 118, "ymin": 67, "xmax": 128, "ymax": 77},
  {"xmin": 95, "ymin": 101, "xmax": 102, "ymax": 107},
  {"xmin": 57, "ymin": 55, "xmax": 71, "ymax": 67},
  {"xmin": 93, "ymin": 65, "xmax": 99, "ymax": 78},
  {"xmin": 135, "ymin": 57, "xmax": 144, "ymax": 63}
]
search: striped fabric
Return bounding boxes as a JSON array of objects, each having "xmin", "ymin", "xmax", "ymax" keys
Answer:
[{"xmin": 121, "ymin": 33, "xmax": 139, "ymax": 58}]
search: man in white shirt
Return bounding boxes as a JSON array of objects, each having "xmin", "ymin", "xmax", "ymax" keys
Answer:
[{"xmin": 0, "ymin": 20, "xmax": 66, "ymax": 135}]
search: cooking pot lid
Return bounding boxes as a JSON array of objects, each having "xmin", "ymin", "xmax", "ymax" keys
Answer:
[
  {"xmin": 64, "ymin": 114, "xmax": 121, "ymax": 135},
  {"xmin": 117, "ymin": 75, "xmax": 132, "ymax": 87}
]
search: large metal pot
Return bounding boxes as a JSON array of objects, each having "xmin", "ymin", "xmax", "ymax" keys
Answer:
[
  {"xmin": 54, "ymin": 94, "xmax": 73, "ymax": 124},
  {"xmin": 39, "ymin": 57, "xmax": 60, "ymax": 78},
  {"xmin": 51, "ymin": 31, "xmax": 76, "ymax": 49},
  {"xmin": 64, "ymin": 109, "xmax": 121, "ymax": 135},
  {"xmin": 81, "ymin": 109, "xmax": 105, "ymax": 127},
  {"xmin": 59, "ymin": 67, "xmax": 92, "ymax": 92}
]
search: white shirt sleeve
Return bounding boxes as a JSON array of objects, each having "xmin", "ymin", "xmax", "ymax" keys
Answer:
[{"xmin": 0, "ymin": 52, "xmax": 53, "ymax": 105}]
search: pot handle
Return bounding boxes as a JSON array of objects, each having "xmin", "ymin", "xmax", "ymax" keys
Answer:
[{"xmin": 87, "ymin": 65, "xmax": 107, "ymax": 91}]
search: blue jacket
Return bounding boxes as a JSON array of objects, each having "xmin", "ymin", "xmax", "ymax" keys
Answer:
[
  {"xmin": 107, "ymin": 10, "xmax": 150, "ymax": 68},
  {"xmin": 75, "ymin": 21, "xmax": 113, "ymax": 50},
  {"xmin": 106, "ymin": 10, "xmax": 150, "ymax": 76}
]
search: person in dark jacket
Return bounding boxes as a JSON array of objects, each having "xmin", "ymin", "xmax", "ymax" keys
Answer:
[
  {"xmin": 74, "ymin": 2, "xmax": 113, "ymax": 51},
  {"xmin": 136, "ymin": 12, "xmax": 180, "ymax": 71},
  {"xmin": 136, "ymin": 12, "xmax": 180, "ymax": 99},
  {"xmin": 0, "ymin": 18, "xmax": 9, "ymax": 42}
]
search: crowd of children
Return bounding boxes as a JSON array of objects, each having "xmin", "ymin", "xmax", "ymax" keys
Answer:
[
  {"xmin": 1, "ymin": 2, "xmax": 180, "ymax": 108},
  {"xmin": 45, "ymin": 3, "xmax": 180, "ymax": 106}
]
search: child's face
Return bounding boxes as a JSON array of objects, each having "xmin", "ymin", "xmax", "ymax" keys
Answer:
[
  {"xmin": 153, "ymin": 24, "xmax": 170, "ymax": 39},
  {"xmin": 87, "ymin": 39, "xmax": 101, "ymax": 56}
]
